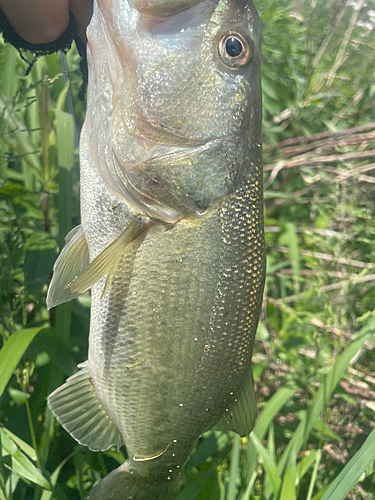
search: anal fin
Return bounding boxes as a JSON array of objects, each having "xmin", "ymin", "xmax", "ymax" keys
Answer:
[
  {"xmin": 47, "ymin": 225, "xmax": 90, "ymax": 310},
  {"xmin": 215, "ymin": 368, "xmax": 257, "ymax": 437},
  {"xmin": 48, "ymin": 362, "xmax": 123, "ymax": 452}
]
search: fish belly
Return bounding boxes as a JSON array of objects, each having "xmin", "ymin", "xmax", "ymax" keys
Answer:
[{"xmin": 80, "ymin": 125, "xmax": 265, "ymax": 480}]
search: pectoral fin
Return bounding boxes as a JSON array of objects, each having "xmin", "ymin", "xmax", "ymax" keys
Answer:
[
  {"xmin": 69, "ymin": 217, "xmax": 150, "ymax": 297},
  {"xmin": 215, "ymin": 368, "xmax": 257, "ymax": 437},
  {"xmin": 46, "ymin": 225, "xmax": 89, "ymax": 310},
  {"xmin": 48, "ymin": 362, "xmax": 123, "ymax": 452}
]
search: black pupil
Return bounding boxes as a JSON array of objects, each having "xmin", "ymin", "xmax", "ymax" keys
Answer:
[{"xmin": 226, "ymin": 37, "xmax": 243, "ymax": 58}]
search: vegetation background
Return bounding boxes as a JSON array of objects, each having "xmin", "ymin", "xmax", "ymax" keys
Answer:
[{"xmin": 1, "ymin": 0, "xmax": 375, "ymax": 498}]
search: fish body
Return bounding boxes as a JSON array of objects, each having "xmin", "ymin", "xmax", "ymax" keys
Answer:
[{"xmin": 47, "ymin": 0, "xmax": 264, "ymax": 498}]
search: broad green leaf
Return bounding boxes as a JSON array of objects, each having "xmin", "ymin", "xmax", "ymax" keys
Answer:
[
  {"xmin": 1, "ymin": 429, "xmax": 50, "ymax": 490},
  {"xmin": 0, "ymin": 328, "xmax": 43, "ymax": 398},
  {"xmin": 175, "ymin": 465, "xmax": 217, "ymax": 500},
  {"xmin": 1, "ymin": 429, "xmax": 36, "ymax": 463},
  {"xmin": 55, "ymin": 110, "xmax": 75, "ymax": 170},
  {"xmin": 320, "ymin": 427, "xmax": 375, "ymax": 500},
  {"xmin": 279, "ymin": 453, "xmax": 297, "ymax": 500},
  {"xmin": 177, "ymin": 444, "xmax": 230, "ymax": 500}
]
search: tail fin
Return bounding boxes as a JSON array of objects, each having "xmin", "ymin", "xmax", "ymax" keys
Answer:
[{"xmin": 86, "ymin": 461, "xmax": 181, "ymax": 500}]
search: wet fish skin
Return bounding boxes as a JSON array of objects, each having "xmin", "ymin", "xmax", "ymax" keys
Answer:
[
  {"xmin": 47, "ymin": 0, "xmax": 264, "ymax": 498},
  {"xmin": 131, "ymin": 0, "xmax": 203, "ymax": 17}
]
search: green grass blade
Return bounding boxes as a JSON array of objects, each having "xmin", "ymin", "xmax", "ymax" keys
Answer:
[
  {"xmin": 320, "ymin": 427, "xmax": 375, "ymax": 500},
  {"xmin": 285, "ymin": 222, "xmax": 300, "ymax": 295},
  {"xmin": 1, "ymin": 429, "xmax": 50, "ymax": 490},
  {"xmin": 0, "ymin": 91, "xmax": 41, "ymax": 174},
  {"xmin": 1, "ymin": 429, "xmax": 37, "ymax": 462},
  {"xmin": 249, "ymin": 433, "xmax": 281, "ymax": 497},
  {"xmin": 279, "ymin": 452, "xmax": 297, "ymax": 500},
  {"xmin": 55, "ymin": 110, "xmax": 75, "ymax": 171},
  {"xmin": 39, "ymin": 451, "xmax": 77, "ymax": 500},
  {"xmin": 226, "ymin": 434, "xmax": 241, "ymax": 500},
  {"xmin": 53, "ymin": 109, "xmax": 76, "ymax": 348},
  {"xmin": 307, "ymin": 450, "xmax": 322, "ymax": 500},
  {"xmin": 254, "ymin": 383, "xmax": 299, "ymax": 440},
  {"xmin": 241, "ymin": 471, "xmax": 257, "ymax": 500},
  {"xmin": 175, "ymin": 466, "xmax": 217, "ymax": 500},
  {"xmin": 0, "ymin": 45, "xmax": 17, "ymax": 178},
  {"xmin": 296, "ymin": 449, "xmax": 318, "ymax": 482},
  {"xmin": 0, "ymin": 328, "xmax": 43, "ymax": 398},
  {"xmin": 246, "ymin": 383, "xmax": 299, "ymax": 483},
  {"xmin": 279, "ymin": 317, "xmax": 375, "ymax": 473}
]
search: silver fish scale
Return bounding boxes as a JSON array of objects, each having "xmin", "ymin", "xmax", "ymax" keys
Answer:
[
  {"xmin": 82, "ymin": 148, "xmax": 264, "ymax": 483},
  {"xmin": 68, "ymin": 0, "xmax": 265, "ymax": 495}
]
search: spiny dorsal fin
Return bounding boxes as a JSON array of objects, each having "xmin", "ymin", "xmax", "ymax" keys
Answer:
[
  {"xmin": 47, "ymin": 225, "xmax": 89, "ymax": 310},
  {"xmin": 69, "ymin": 218, "xmax": 150, "ymax": 296},
  {"xmin": 215, "ymin": 368, "xmax": 257, "ymax": 437},
  {"xmin": 48, "ymin": 362, "xmax": 123, "ymax": 452}
]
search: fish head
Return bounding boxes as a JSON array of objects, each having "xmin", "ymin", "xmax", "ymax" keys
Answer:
[{"xmin": 88, "ymin": 0, "xmax": 262, "ymax": 222}]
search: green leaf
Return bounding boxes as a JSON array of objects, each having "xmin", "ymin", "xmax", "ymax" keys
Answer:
[
  {"xmin": 279, "ymin": 453, "xmax": 297, "ymax": 500},
  {"xmin": 279, "ymin": 318, "xmax": 375, "ymax": 473},
  {"xmin": 0, "ymin": 428, "xmax": 50, "ymax": 490},
  {"xmin": 0, "ymin": 90, "xmax": 41, "ymax": 174},
  {"xmin": 285, "ymin": 222, "xmax": 300, "ymax": 294},
  {"xmin": 296, "ymin": 450, "xmax": 318, "ymax": 482},
  {"xmin": 55, "ymin": 110, "xmax": 75, "ymax": 170},
  {"xmin": 24, "ymin": 248, "xmax": 57, "ymax": 298},
  {"xmin": 307, "ymin": 450, "xmax": 323, "ymax": 500},
  {"xmin": 0, "ymin": 328, "xmax": 43, "ymax": 398},
  {"xmin": 246, "ymin": 383, "xmax": 299, "ymax": 485},
  {"xmin": 40, "ymin": 450, "xmax": 80, "ymax": 500},
  {"xmin": 226, "ymin": 434, "xmax": 241, "ymax": 500},
  {"xmin": 1, "ymin": 428, "xmax": 37, "ymax": 462},
  {"xmin": 175, "ymin": 465, "xmax": 218, "ymax": 500},
  {"xmin": 254, "ymin": 383, "xmax": 299, "ymax": 442},
  {"xmin": 250, "ymin": 433, "xmax": 281, "ymax": 497},
  {"xmin": 320, "ymin": 427, "xmax": 375, "ymax": 500}
]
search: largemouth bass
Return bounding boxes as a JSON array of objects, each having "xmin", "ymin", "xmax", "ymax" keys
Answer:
[{"xmin": 46, "ymin": 0, "xmax": 264, "ymax": 498}]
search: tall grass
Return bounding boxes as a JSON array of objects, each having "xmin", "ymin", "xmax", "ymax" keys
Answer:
[{"xmin": 1, "ymin": 0, "xmax": 375, "ymax": 498}]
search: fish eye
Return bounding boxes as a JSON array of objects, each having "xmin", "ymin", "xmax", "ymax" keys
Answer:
[{"xmin": 218, "ymin": 32, "xmax": 252, "ymax": 68}]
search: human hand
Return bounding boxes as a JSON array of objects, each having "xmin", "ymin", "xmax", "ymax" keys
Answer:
[{"xmin": 0, "ymin": 0, "xmax": 93, "ymax": 45}]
